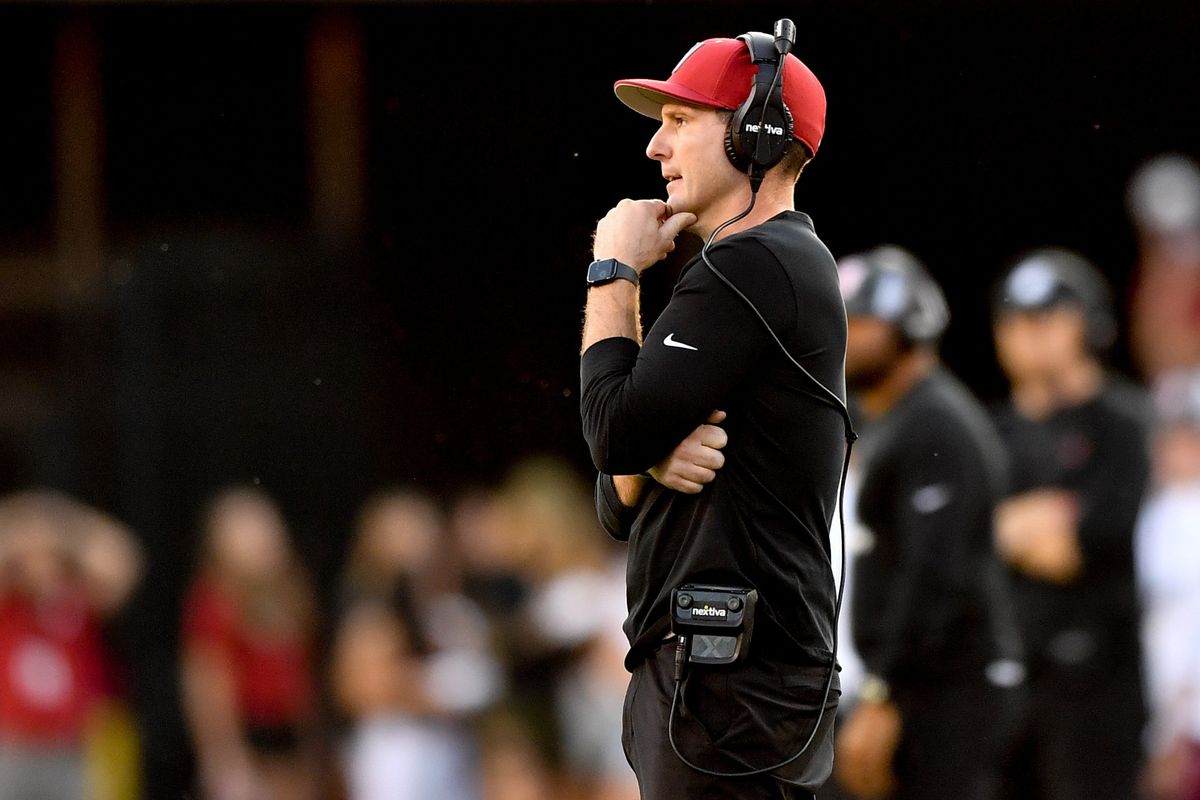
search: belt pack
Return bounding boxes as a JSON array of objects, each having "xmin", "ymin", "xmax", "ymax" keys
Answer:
[{"xmin": 670, "ymin": 583, "xmax": 758, "ymax": 665}]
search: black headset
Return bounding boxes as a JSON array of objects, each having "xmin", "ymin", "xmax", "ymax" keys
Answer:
[{"xmin": 723, "ymin": 20, "xmax": 797, "ymax": 191}]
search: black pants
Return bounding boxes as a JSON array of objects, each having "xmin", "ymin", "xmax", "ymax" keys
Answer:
[
  {"xmin": 623, "ymin": 642, "xmax": 839, "ymax": 800},
  {"xmin": 999, "ymin": 660, "xmax": 1144, "ymax": 800},
  {"xmin": 890, "ymin": 671, "xmax": 1020, "ymax": 800}
]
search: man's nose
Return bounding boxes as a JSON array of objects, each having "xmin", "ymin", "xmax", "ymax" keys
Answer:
[{"xmin": 646, "ymin": 124, "xmax": 669, "ymax": 161}]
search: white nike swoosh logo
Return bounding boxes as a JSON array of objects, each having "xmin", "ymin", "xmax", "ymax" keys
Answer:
[
  {"xmin": 663, "ymin": 333, "xmax": 698, "ymax": 351},
  {"xmin": 911, "ymin": 484, "xmax": 953, "ymax": 514}
]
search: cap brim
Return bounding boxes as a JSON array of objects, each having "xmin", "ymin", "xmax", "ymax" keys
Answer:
[{"xmin": 613, "ymin": 79, "xmax": 729, "ymax": 120}]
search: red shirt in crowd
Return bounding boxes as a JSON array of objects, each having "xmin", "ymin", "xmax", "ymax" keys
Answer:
[
  {"xmin": 0, "ymin": 588, "xmax": 109, "ymax": 745},
  {"xmin": 182, "ymin": 577, "xmax": 312, "ymax": 727}
]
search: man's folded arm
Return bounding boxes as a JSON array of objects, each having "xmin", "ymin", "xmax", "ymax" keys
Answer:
[
  {"xmin": 1073, "ymin": 412, "xmax": 1151, "ymax": 571},
  {"xmin": 580, "ymin": 260, "xmax": 776, "ymax": 475},
  {"xmin": 595, "ymin": 473, "xmax": 633, "ymax": 542}
]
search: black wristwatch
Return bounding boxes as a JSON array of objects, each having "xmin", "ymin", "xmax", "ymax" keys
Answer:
[{"xmin": 586, "ymin": 258, "xmax": 640, "ymax": 287}]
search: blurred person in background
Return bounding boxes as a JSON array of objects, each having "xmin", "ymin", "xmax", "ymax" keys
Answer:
[
  {"xmin": 337, "ymin": 488, "xmax": 445, "ymax": 608},
  {"xmin": 1136, "ymin": 370, "xmax": 1200, "ymax": 800},
  {"xmin": 437, "ymin": 459, "xmax": 637, "ymax": 800},
  {"xmin": 552, "ymin": 619, "xmax": 639, "ymax": 800},
  {"xmin": 499, "ymin": 455, "xmax": 638, "ymax": 800},
  {"xmin": 0, "ymin": 490, "xmax": 142, "ymax": 800},
  {"xmin": 830, "ymin": 247, "xmax": 1021, "ymax": 800},
  {"xmin": 814, "ymin": 462, "xmax": 868, "ymax": 800},
  {"xmin": 180, "ymin": 487, "xmax": 318, "ymax": 800},
  {"xmin": 449, "ymin": 485, "xmax": 562, "ymax": 799},
  {"xmin": 331, "ymin": 487, "xmax": 493, "ymax": 800},
  {"xmin": 452, "ymin": 487, "xmax": 532, "ymax": 632},
  {"xmin": 1128, "ymin": 153, "xmax": 1200, "ymax": 800},
  {"xmin": 1127, "ymin": 154, "xmax": 1200, "ymax": 382},
  {"xmin": 477, "ymin": 712, "xmax": 558, "ymax": 800},
  {"xmin": 991, "ymin": 249, "xmax": 1152, "ymax": 800},
  {"xmin": 498, "ymin": 456, "xmax": 637, "ymax": 800}
]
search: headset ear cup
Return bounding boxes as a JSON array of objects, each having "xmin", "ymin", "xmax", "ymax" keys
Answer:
[
  {"xmin": 759, "ymin": 99, "xmax": 794, "ymax": 169},
  {"xmin": 724, "ymin": 112, "xmax": 746, "ymax": 171},
  {"xmin": 727, "ymin": 96, "xmax": 761, "ymax": 172},
  {"xmin": 726, "ymin": 30, "xmax": 796, "ymax": 174},
  {"xmin": 728, "ymin": 94, "xmax": 794, "ymax": 173}
]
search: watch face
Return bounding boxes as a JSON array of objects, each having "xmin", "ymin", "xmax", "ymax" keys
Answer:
[{"xmin": 589, "ymin": 259, "xmax": 618, "ymax": 283}]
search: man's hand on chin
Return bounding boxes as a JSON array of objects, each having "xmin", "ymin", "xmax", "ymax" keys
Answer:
[{"xmin": 593, "ymin": 199, "xmax": 696, "ymax": 271}]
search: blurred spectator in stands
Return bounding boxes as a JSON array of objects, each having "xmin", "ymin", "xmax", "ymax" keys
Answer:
[
  {"xmin": 1137, "ymin": 370, "xmax": 1200, "ymax": 800},
  {"xmin": 478, "ymin": 712, "xmax": 557, "ymax": 800},
  {"xmin": 550, "ymin": 564, "xmax": 635, "ymax": 800},
  {"xmin": 494, "ymin": 456, "xmax": 636, "ymax": 800},
  {"xmin": 338, "ymin": 488, "xmax": 445, "ymax": 609},
  {"xmin": 454, "ymin": 486, "xmax": 533, "ymax": 628},
  {"xmin": 1128, "ymin": 153, "xmax": 1200, "ymax": 382},
  {"xmin": 0, "ymin": 490, "xmax": 142, "ymax": 800},
  {"xmin": 991, "ymin": 250, "xmax": 1152, "ymax": 800},
  {"xmin": 180, "ymin": 487, "xmax": 317, "ymax": 800},
  {"xmin": 331, "ymin": 487, "xmax": 495, "ymax": 800}
]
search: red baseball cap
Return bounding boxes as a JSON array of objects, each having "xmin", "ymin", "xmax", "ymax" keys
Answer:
[{"xmin": 614, "ymin": 37, "xmax": 827, "ymax": 156}]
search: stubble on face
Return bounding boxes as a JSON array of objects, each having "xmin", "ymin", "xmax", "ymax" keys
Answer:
[{"xmin": 651, "ymin": 103, "xmax": 744, "ymax": 231}]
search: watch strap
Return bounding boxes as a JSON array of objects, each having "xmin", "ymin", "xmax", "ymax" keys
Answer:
[{"xmin": 587, "ymin": 258, "xmax": 640, "ymax": 287}]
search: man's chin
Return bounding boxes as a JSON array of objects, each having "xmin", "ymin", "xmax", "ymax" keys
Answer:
[{"xmin": 665, "ymin": 187, "xmax": 690, "ymax": 213}]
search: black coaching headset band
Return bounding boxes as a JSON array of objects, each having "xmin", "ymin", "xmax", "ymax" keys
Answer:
[{"xmin": 724, "ymin": 22, "xmax": 796, "ymax": 188}]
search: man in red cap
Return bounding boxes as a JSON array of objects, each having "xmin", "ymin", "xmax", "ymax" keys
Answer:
[{"xmin": 580, "ymin": 26, "xmax": 848, "ymax": 800}]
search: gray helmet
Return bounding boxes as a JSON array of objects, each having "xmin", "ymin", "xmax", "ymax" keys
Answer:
[
  {"xmin": 992, "ymin": 247, "xmax": 1117, "ymax": 352},
  {"xmin": 837, "ymin": 245, "xmax": 950, "ymax": 344}
]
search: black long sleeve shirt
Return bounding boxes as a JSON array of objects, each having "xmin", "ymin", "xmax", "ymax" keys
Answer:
[
  {"xmin": 852, "ymin": 369, "xmax": 1016, "ymax": 688},
  {"xmin": 581, "ymin": 211, "xmax": 848, "ymax": 669},
  {"xmin": 993, "ymin": 377, "xmax": 1152, "ymax": 672}
]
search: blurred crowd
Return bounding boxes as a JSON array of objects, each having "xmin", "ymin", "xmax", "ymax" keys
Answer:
[
  {"xmin": 1, "ymin": 153, "xmax": 1199, "ymax": 800},
  {"xmin": 0, "ymin": 456, "xmax": 638, "ymax": 800},
  {"xmin": 1124, "ymin": 152, "xmax": 1200, "ymax": 800}
]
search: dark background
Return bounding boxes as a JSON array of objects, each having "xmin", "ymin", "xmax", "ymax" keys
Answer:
[{"xmin": 1, "ymin": 0, "xmax": 1197, "ymax": 793}]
